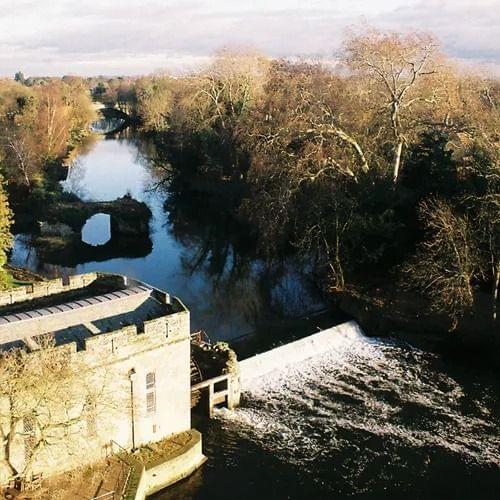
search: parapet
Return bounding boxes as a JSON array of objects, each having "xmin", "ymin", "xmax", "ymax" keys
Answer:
[
  {"xmin": 0, "ymin": 272, "xmax": 100, "ymax": 307},
  {"xmin": 0, "ymin": 273, "xmax": 190, "ymax": 359}
]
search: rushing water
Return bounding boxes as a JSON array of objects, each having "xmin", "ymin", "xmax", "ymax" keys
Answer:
[
  {"xmin": 156, "ymin": 329, "xmax": 500, "ymax": 499},
  {"xmin": 9, "ymin": 129, "xmax": 500, "ymax": 499}
]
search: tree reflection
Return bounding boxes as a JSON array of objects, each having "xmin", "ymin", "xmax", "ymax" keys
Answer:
[{"xmin": 142, "ymin": 136, "xmax": 324, "ymax": 329}]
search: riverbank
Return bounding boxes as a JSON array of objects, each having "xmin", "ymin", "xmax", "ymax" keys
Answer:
[{"xmin": 331, "ymin": 282, "xmax": 500, "ymax": 368}]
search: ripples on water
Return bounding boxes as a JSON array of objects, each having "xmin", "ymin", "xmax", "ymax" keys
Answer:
[{"xmin": 158, "ymin": 332, "xmax": 500, "ymax": 499}]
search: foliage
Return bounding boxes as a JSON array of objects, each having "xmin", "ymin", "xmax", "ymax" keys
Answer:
[
  {"xmin": 0, "ymin": 78, "xmax": 96, "ymax": 189},
  {"xmin": 1, "ymin": 28, "xmax": 499, "ymax": 330},
  {"xmin": 0, "ymin": 174, "xmax": 12, "ymax": 289},
  {"xmin": 402, "ymin": 199, "xmax": 479, "ymax": 328},
  {"xmin": 122, "ymin": 31, "xmax": 498, "ymax": 329},
  {"xmin": 0, "ymin": 338, "xmax": 123, "ymax": 481}
]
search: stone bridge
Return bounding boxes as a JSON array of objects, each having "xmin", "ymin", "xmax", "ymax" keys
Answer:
[
  {"xmin": 92, "ymin": 102, "xmax": 133, "ymax": 134},
  {"xmin": 35, "ymin": 196, "xmax": 152, "ymax": 265}
]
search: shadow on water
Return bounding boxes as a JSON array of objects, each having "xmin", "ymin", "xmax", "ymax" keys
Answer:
[{"xmin": 9, "ymin": 125, "xmax": 327, "ymax": 341}]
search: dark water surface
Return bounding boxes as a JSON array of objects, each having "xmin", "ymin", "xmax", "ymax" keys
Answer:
[
  {"xmin": 156, "ymin": 331, "xmax": 500, "ymax": 500},
  {"xmin": 10, "ymin": 132, "xmax": 326, "ymax": 340},
  {"xmin": 9, "ymin": 131, "xmax": 500, "ymax": 499}
]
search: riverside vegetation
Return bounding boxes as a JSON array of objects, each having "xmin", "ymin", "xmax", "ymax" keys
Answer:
[{"xmin": 1, "ymin": 28, "xmax": 499, "ymax": 344}]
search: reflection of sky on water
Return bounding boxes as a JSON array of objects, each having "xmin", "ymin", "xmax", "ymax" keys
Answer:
[
  {"xmin": 10, "ymin": 135, "xmax": 325, "ymax": 340},
  {"xmin": 81, "ymin": 213, "xmax": 111, "ymax": 246}
]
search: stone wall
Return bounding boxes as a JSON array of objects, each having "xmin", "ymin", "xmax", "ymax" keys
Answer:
[
  {"xmin": 0, "ymin": 272, "xmax": 99, "ymax": 307},
  {"xmin": 122, "ymin": 430, "xmax": 206, "ymax": 500},
  {"xmin": 141, "ymin": 430, "xmax": 205, "ymax": 497},
  {"xmin": 239, "ymin": 321, "xmax": 365, "ymax": 388},
  {"xmin": 0, "ymin": 288, "xmax": 192, "ymax": 484}
]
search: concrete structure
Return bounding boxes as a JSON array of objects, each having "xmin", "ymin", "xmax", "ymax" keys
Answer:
[
  {"xmin": 239, "ymin": 321, "xmax": 365, "ymax": 387},
  {"xmin": 0, "ymin": 272, "xmax": 204, "ymax": 488},
  {"xmin": 124, "ymin": 429, "xmax": 206, "ymax": 499}
]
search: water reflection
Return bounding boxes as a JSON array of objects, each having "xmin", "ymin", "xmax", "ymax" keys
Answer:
[
  {"xmin": 91, "ymin": 117, "xmax": 127, "ymax": 135},
  {"xmin": 9, "ymin": 129, "xmax": 326, "ymax": 340},
  {"xmin": 81, "ymin": 213, "xmax": 111, "ymax": 246}
]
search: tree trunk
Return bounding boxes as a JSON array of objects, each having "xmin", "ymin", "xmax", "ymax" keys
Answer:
[
  {"xmin": 393, "ymin": 141, "xmax": 403, "ymax": 184},
  {"xmin": 334, "ymin": 128, "xmax": 369, "ymax": 173},
  {"xmin": 493, "ymin": 260, "xmax": 500, "ymax": 321},
  {"xmin": 4, "ymin": 430, "xmax": 19, "ymax": 479}
]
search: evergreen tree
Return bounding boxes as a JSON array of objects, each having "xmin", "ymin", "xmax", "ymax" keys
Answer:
[{"xmin": 14, "ymin": 71, "xmax": 25, "ymax": 85}]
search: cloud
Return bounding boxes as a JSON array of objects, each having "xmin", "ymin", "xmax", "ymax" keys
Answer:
[{"xmin": 0, "ymin": 0, "xmax": 498, "ymax": 76}]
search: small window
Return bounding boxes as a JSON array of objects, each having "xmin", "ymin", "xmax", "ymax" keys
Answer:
[
  {"xmin": 23, "ymin": 416, "xmax": 36, "ymax": 463},
  {"xmin": 146, "ymin": 371, "xmax": 157, "ymax": 414},
  {"xmin": 146, "ymin": 391, "xmax": 156, "ymax": 414},
  {"xmin": 146, "ymin": 372, "xmax": 156, "ymax": 390}
]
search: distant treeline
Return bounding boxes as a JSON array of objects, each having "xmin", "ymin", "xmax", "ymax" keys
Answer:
[
  {"xmin": 0, "ymin": 74, "xmax": 97, "ymax": 286},
  {"xmin": 1, "ymin": 27, "xmax": 499, "ymax": 329}
]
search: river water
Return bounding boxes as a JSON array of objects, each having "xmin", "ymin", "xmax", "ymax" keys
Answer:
[
  {"xmin": 158, "ymin": 329, "xmax": 499, "ymax": 499},
  {"xmin": 9, "ymin": 132, "xmax": 500, "ymax": 498},
  {"xmin": 9, "ymin": 132, "xmax": 327, "ymax": 341}
]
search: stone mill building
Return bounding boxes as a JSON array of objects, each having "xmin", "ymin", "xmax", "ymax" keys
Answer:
[{"xmin": 0, "ymin": 272, "xmax": 202, "ymax": 488}]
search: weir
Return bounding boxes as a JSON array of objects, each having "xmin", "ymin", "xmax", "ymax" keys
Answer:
[
  {"xmin": 190, "ymin": 321, "xmax": 365, "ymax": 416},
  {"xmin": 238, "ymin": 320, "xmax": 364, "ymax": 388}
]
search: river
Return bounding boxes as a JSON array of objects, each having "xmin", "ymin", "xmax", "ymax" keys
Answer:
[
  {"xmin": 9, "ymin": 131, "xmax": 329, "ymax": 342},
  {"xmin": 158, "ymin": 329, "xmax": 499, "ymax": 499},
  {"xmin": 9, "ymin": 131, "xmax": 500, "ymax": 499}
]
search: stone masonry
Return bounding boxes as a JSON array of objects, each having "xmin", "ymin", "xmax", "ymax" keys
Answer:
[{"xmin": 0, "ymin": 273, "xmax": 192, "ymax": 483}]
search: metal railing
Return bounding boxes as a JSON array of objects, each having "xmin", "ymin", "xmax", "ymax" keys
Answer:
[
  {"xmin": 87, "ymin": 441, "xmax": 134, "ymax": 500},
  {"xmin": 109, "ymin": 440, "xmax": 135, "ymax": 499},
  {"xmin": 190, "ymin": 329, "xmax": 211, "ymax": 345},
  {"xmin": 91, "ymin": 491, "xmax": 116, "ymax": 500}
]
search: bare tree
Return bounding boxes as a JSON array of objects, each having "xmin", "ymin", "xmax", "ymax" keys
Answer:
[
  {"xmin": 184, "ymin": 48, "xmax": 269, "ymax": 141},
  {"xmin": 342, "ymin": 28, "xmax": 443, "ymax": 183},
  {"xmin": 0, "ymin": 339, "xmax": 123, "ymax": 483},
  {"xmin": 403, "ymin": 199, "xmax": 480, "ymax": 329},
  {"xmin": 4, "ymin": 136, "xmax": 37, "ymax": 188}
]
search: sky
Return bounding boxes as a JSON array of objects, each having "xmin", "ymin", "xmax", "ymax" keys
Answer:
[{"xmin": 0, "ymin": 0, "xmax": 499, "ymax": 77}]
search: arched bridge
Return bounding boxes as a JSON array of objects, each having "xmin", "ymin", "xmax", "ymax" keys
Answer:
[{"xmin": 91, "ymin": 102, "xmax": 132, "ymax": 134}]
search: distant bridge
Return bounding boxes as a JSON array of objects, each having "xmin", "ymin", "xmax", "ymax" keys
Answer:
[
  {"xmin": 91, "ymin": 102, "xmax": 132, "ymax": 134},
  {"xmin": 99, "ymin": 106, "xmax": 131, "ymax": 122}
]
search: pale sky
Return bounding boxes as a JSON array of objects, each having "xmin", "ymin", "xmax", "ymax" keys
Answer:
[{"xmin": 0, "ymin": 0, "xmax": 499, "ymax": 76}]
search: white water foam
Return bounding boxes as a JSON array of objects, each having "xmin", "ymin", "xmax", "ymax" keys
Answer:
[{"xmin": 218, "ymin": 326, "xmax": 500, "ymax": 480}]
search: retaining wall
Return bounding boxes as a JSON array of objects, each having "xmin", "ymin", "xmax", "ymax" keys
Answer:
[{"xmin": 125, "ymin": 430, "xmax": 206, "ymax": 499}]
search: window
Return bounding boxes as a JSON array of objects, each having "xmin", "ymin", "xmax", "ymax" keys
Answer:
[
  {"xmin": 146, "ymin": 372, "xmax": 156, "ymax": 414},
  {"xmin": 146, "ymin": 372, "xmax": 156, "ymax": 390},
  {"xmin": 146, "ymin": 391, "xmax": 156, "ymax": 414},
  {"xmin": 23, "ymin": 416, "xmax": 36, "ymax": 463}
]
